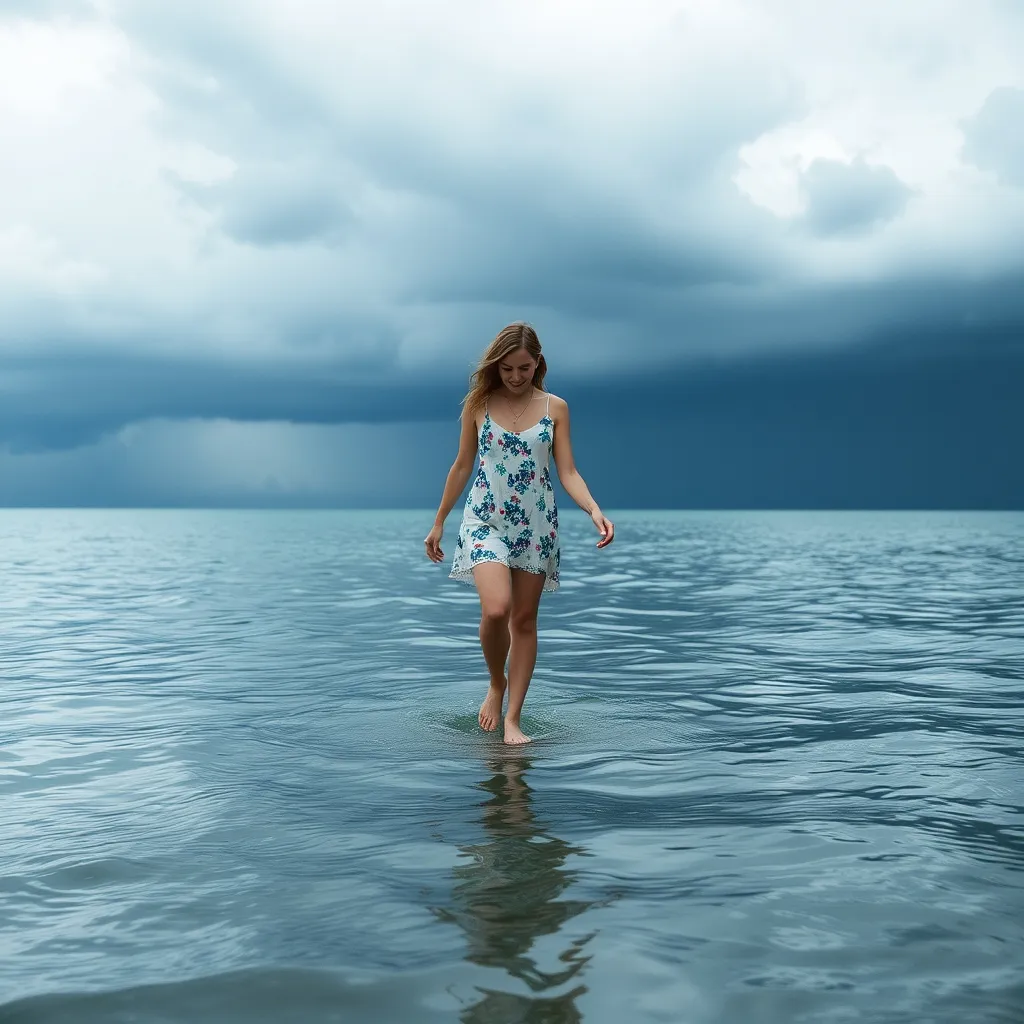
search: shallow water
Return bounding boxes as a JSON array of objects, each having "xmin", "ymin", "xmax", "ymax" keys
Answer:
[{"xmin": 1, "ymin": 508, "xmax": 1022, "ymax": 1024}]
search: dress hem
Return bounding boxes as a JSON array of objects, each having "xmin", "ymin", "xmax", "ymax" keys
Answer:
[{"xmin": 448, "ymin": 561, "xmax": 560, "ymax": 593}]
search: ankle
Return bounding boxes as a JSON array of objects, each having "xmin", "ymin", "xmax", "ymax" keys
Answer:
[{"xmin": 488, "ymin": 678, "xmax": 507, "ymax": 693}]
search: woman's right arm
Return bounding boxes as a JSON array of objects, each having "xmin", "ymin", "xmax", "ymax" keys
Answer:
[{"xmin": 432, "ymin": 407, "xmax": 479, "ymax": 527}]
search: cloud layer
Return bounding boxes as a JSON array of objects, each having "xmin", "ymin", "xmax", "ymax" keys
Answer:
[{"xmin": 1, "ymin": 0, "xmax": 1022, "ymax": 506}]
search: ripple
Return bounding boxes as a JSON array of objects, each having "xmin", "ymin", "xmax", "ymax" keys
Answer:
[{"xmin": 1, "ymin": 508, "xmax": 1022, "ymax": 1022}]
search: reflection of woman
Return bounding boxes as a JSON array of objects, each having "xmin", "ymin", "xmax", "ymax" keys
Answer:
[{"xmin": 434, "ymin": 754, "xmax": 597, "ymax": 1023}]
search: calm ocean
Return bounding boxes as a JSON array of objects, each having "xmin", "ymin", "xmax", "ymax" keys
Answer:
[{"xmin": 2, "ymin": 509, "xmax": 1022, "ymax": 1023}]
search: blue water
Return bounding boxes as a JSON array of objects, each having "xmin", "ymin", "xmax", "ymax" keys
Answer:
[{"xmin": 2, "ymin": 509, "xmax": 1022, "ymax": 1023}]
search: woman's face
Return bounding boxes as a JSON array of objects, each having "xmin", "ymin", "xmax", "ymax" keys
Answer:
[{"xmin": 497, "ymin": 347, "xmax": 538, "ymax": 393}]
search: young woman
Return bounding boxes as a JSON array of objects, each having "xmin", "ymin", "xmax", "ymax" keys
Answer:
[{"xmin": 424, "ymin": 322, "xmax": 614, "ymax": 745}]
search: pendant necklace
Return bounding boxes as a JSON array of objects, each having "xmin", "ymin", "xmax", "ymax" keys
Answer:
[{"xmin": 504, "ymin": 387, "xmax": 535, "ymax": 428}]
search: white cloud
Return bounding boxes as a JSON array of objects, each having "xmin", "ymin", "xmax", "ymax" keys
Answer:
[{"xmin": 0, "ymin": 0, "xmax": 1021, "ymax": 423}]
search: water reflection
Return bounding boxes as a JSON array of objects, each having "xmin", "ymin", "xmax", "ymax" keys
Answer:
[{"xmin": 435, "ymin": 754, "xmax": 598, "ymax": 1023}]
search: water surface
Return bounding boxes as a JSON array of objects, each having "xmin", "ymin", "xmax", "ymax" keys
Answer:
[{"xmin": 2, "ymin": 509, "xmax": 1022, "ymax": 1023}]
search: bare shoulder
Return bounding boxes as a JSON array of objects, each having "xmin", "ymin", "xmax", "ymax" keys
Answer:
[
  {"xmin": 462, "ymin": 400, "xmax": 485, "ymax": 433},
  {"xmin": 543, "ymin": 392, "xmax": 569, "ymax": 419}
]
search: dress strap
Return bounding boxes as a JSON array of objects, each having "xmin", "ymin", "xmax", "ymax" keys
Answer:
[{"xmin": 545, "ymin": 393, "xmax": 550, "ymax": 417}]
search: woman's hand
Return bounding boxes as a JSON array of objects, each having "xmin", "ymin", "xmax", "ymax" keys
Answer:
[
  {"xmin": 591, "ymin": 509, "xmax": 614, "ymax": 549},
  {"xmin": 424, "ymin": 524, "xmax": 445, "ymax": 563}
]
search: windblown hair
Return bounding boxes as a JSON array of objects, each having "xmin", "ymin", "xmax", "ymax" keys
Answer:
[{"xmin": 461, "ymin": 322, "xmax": 548, "ymax": 420}]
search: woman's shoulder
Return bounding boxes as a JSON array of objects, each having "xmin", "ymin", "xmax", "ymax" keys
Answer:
[{"xmin": 541, "ymin": 391, "xmax": 568, "ymax": 416}]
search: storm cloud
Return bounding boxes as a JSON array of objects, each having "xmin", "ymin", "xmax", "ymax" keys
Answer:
[
  {"xmin": 798, "ymin": 157, "xmax": 915, "ymax": 236},
  {"xmin": 0, "ymin": 0, "xmax": 1022, "ymax": 507}
]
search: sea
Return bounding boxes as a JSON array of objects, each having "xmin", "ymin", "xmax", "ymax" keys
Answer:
[{"xmin": 1, "ymin": 508, "xmax": 1022, "ymax": 1024}]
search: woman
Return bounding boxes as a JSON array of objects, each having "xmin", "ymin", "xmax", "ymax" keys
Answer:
[{"xmin": 424, "ymin": 322, "xmax": 614, "ymax": 745}]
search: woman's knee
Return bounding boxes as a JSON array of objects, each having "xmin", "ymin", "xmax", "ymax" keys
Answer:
[
  {"xmin": 481, "ymin": 601, "xmax": 511, "ymax": 625},
  {"xmin": 509, "ymin": 609, "xmax": 538, "ymax": 634}
]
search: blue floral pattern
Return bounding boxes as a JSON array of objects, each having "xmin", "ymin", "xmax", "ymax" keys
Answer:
[
  {"xmin": 478, "ymin": 424, "xmax": 495, "ymax": 456},
  {"xmin": 500, "ymin": 497, "xmax": 530, "ymax": 527},
  {"xmin": 471, "ymin": 488, "xmax": 496, "ymax": 521},
  {"xmin": 449, "ymin": 398, "xmax": 559, "ymax": 592},
  {"xmin": 507, "ymin": 527, "xmax": 534, "ymax": 559},
  {"xmin": 507, "ymin": 458, "xmax": 537, "ymax": 495},
  {"xmin": 498, "ymin": 432, "xmax": 531, "ymax": 459}
]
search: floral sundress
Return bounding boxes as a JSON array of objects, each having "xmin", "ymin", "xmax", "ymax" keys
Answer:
[{"xmin": 448, "ymin": 392, "xmax": 560, "ymax": 592}]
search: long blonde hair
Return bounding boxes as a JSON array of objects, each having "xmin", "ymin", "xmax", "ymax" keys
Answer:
[{"xmin": 461, "ymin": 322, "xmax": 548, "ymax": 420}]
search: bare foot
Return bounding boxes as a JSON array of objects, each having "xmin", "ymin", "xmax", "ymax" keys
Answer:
[
  {"xmin": 503, "ymin": 716, "xmax": 531, "ymax": 745},
  {"xmin": 478, "ymin": 683, "xmax": 506, "ymax": 731}
]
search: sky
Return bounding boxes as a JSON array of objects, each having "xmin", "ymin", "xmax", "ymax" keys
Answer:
[{"xmin": 0, "ymin": 0, "xmax": 1022, "ymax": 509}]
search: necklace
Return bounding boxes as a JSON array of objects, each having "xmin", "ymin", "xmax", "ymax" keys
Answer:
[{"xmin": 504, "ymin": 387, "xmax": 535, "ymax": 427}]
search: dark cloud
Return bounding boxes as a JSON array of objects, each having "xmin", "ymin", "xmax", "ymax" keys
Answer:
[
  {"xmin": 2, "ymin": 3, "xmax": 1023, "ymax": 508},
  {"xmin": 961, "ymin": 87, "xmax": 1024, "ymax": 187},
  {"xmin": 798, "ymin": 156, "xmax": 915, "ymax": 236},
  {"xmin": 1, "ymin": 325, "xmax": 1021, "ymax": 509},
  {"xmin": 169, "ymin": 164, "xmax": 352, "ymax": 247},
  {"xmin": 563, "ymin": 335, "xmax": 1024, "ymax": 511},
  {"xmin": 2, "ymin": 265, "xmax": 1022, "ymax": 458},
  {"xmin": 0, "ymin": 355, "xmax": 457, "ymax": 454}
]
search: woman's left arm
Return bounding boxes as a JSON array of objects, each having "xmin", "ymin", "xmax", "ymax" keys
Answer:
[{"xmin": 551, "ymin": 397, "xmax": 615, "ymax": 548}]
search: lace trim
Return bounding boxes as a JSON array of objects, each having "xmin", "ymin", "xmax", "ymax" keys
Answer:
[{"xmin": 448, "ymin": 560, "xmax": 560, "ymax": 592}]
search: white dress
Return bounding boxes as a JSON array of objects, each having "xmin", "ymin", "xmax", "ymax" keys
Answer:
[{"xmin": 448, "ymin": 392, "xmax": 560, "ymax": 592}]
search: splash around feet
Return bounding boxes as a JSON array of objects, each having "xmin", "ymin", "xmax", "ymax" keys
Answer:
[
  {"xmin": 503, "ymin": 716, "xmax": 531, "ymax": 745},
  {"xmin": 478, "ymin": 683, "xmax": 506, "ymax": 732}
]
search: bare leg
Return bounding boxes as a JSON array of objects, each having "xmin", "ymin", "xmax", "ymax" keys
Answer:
[
  {"xmin": 505, "ymin": 569, "xmax": 546, "ymax": 745},
  {"xmin": 472, "ymin": 562, "xmax": 511, "ymax": 731}
]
